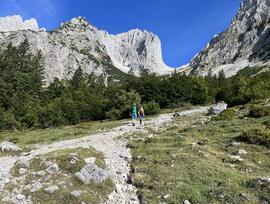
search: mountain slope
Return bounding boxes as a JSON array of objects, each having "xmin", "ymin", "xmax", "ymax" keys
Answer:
[
  {"xmin": 185, "ymin": 0, "xmax": 270, "ymax": 77},
  {"xmin": 0, "ymin": 16, "xmax": 173, "ymax": 84}
]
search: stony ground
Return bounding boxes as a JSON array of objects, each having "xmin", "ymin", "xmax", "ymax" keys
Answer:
[{"xmin": 0, "ymin": 106, "xmax": 209, "ymax": 204}]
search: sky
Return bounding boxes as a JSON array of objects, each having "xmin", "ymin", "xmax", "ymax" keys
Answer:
[{"xmin": 0, "ymin": 0, "xmax": 241, "ymax": 68}]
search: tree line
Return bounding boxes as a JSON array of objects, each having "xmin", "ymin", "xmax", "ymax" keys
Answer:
[{"xmin": 0, "ymin": 40, "xmax": 269, "ymax": 130}]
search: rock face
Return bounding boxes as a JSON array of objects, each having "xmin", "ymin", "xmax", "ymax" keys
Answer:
[
  {"xmin": 0, "ymin": 16, "xmax": 173, "ymax": 84},
  {"xmin": 0, "ymin": 15, "xmax": 39, "ymax": 32},
  {"xmin": 185, "ymin": 0, "xmax": 270, "ymax": 77}
]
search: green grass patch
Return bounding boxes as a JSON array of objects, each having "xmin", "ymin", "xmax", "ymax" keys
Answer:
[{"xmin": 129, "ymin": 112, "xmax": 270, "ymax": 203}]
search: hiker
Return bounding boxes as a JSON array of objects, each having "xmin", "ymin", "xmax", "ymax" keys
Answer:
[
  {"xmin": 130, "ymin": 103, "xmax": 137, "ymax": 126},
  {"xmin": 138, "ymin": 106, "xmax": 145, "ymax": 126}
]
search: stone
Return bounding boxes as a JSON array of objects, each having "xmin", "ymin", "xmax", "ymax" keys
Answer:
[
  {"xmin": 184, "ymin": 200, "xmax": 191, "ymax": 204},
  {"xmin": 258, "ymin": 177, "xmax": 270, "ymax": 185},
  {"xmin": 19, "ymin": 168, "xmax": 28, "ymax": 175},
  {"xmin": 16, "ymin": 194, "xmax": 26, "ymax": 201},
  {"xmin": 36, "ymin": 170, "xmax": 46, "ymax": 177},
  {"xmin": 75, "ymin": 163, "xmax": 108, "ymax": 184},
  {"xmin": 84, "ymin": 157, "xmax": 96, "ymax": 164},
  {"xmin": 232, "ymin": 142, "xmax": 241, "ymax": 146},
  {"xmin": 44, "ymin": 185, "xmax": 59, "ymax": 194},
  {"xmin": 228, "ymin": 155, "xmax": 243, "ymax": 162},
  {"xmin": 239, "ymin": 193, "xmax": 249, "ymax": 200},
  {"xmin": 238, "ymin": 149, "xmax": 248, "ymax": 156},
  {"xmin": 70, "ymin": 190, "xmax": 83, "ymax": 198},
  {"xmin": 208, "ymin": 102, "xmax": 228, "ymax": 115},
  {"xmin": 0, "ymin": 141, "xmax": 21, "ymax": 152},
  {"xmin": 45, "ymin": 163, "xmax": 59, "ymax": 175}
]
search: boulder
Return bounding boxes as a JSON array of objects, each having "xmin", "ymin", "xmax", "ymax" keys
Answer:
[
  {"xmin": 16, "ymin": 194, "xmax": 26, "ymax": 201},
  {"xmin": 70, "ymin": 190, "xmax": 83, "ymax": 198},
  {"xmin": 19, "ymin": 168, "xmax": 28, "ymax": 175},
  {"xmin": 238, "ymin": 149, "xmax": 248, "ymax": 156},
  {"xmin": 45, "ymin": 163, "xmax": 59, "ymax": 175},
  {"xmin": 44, "ymin": 185, "xmax": 59, "ymax": 194},
  {"xmin": 208, "ymin": 102, "xmax": 228, "ymax": 115},
  {"xmin": 0, "ymin": 141, "xmax": 21, "ymax": 152},
  {"xmin": 74, "ymin": 163, "xmax": 108, "ymax": 184},
  {"xmin": 36, "ymin": 170, "xmax": 46, "ymax": 177}
]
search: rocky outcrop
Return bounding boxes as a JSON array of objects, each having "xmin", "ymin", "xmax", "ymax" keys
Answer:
[
  {"xmin": 0, "ymin": 16, "xmax": 173, "ymax": 84},
  {"xmin": 184, "ymin": 0, "xmax": 270, "ymax": 77},
  {"xmin": 0, "ymin": 15, "xmax": 40, "ymax": 32}
]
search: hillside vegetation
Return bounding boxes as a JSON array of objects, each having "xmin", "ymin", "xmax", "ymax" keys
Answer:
[{"xmin": 0, "ymin": 41, "xmax": 269, "ymax": 132}]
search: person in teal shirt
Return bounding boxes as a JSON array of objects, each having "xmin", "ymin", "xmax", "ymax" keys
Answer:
[{"xmin": 130, "ymin": 103, "xmax": 137, "ymax": 126}]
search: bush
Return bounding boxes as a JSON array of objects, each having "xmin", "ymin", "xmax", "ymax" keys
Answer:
[
  {"xmin": 143, "ymin": 101, "xmax": 160, "ymax": 115},
  {"xmin": 106, "ymin": 108, "xmax": 121, "ymax": 120},
  {"xmin": 263, "ymin": 120, "xmax": 270, "ymax": 129},
  {"xmin": 239, "ymin": 128, "xmax": 270, "ymax": 147},
  {"xmin": 249, "ymin": 106, "xmax": 270, "ymax": 118},
  {"xmin": 37, "ymin": 103, "xmax": 65, "ymax": 128},
  {"xmin": 215, "ymin": 109, "xmax": 237, "ymax": 121},
  {"xmin": 0, "ymin": 110, "xmax": 21, "ymax": 130}
]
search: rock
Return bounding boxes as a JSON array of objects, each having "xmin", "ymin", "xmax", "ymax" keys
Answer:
[
  {"xmin": 238, "ymin": 149, "xmax": 248, "ymax": 156},
  {"xmin": 36, "ymin": 170, "xmax": 46, "ymax": 177},
  {"xmin": 258, "ymin": 177, "xmax": 270, "ymax": 186},
  {"xmin": 239, "ymin": 193, "xmax": 249, "ymax": 200},
  {"xmin": 184, "ymin": 200, "xmax": 191, "ymax": 204},
  {"xmin": 119, "ymin": 152, "xmax": 129, "ymax": 160},
  {"xmin": 198, "ymin": 138, "xmax": 210, "ymax": 146},
  {"xmin": 232, "ymin": 142, "xmax": 241, "ymax": 146},
  {"xmin": 16, "ymin": 194, "xmax": 26, "ymax": 201},
  {"xmin": 228, "ymin": 155, "xmax": 243, "ymax": 162},
  {"xmin": 15, "ymin": 158, "xmax": 30, "ymax": 169},
  {"xmin": 19, "ymin": 168, "xmax": 28, "ymax": 175},
  {"xmin": 44, "ymin": 185, "xmax": 59, "ymax": 194},
  {"xmin": 183, "ymin": 0, "xmax": 270, "ymax": 78},
  {"xmin": 74, "ymin": 163, "xmax": 108, "ymax": 184},
  {"xmin": 84, "ymin": 157, "xmax": 96, "ymax": 164},
  {"xmin": 21, "ymin": 152, "xmax": 30, "ymax": 156},
  {"xmin": 45, "ymin": 163, "xmax": 59, "ymax": 175},
  {"xmin": 0, "ymin": 141, "xmax": 21, "ymax": 152},
  {"xmin": 208, "ymin": 102, "xmax": 227, "ymax": 115},
  {"xmin": 69, "ymin": 154, "xmax": 80, "ymax": 164},
  {"xmin": 164, "ymin": 194, "xmax": 170, "ymax": 199},
  {"xmin": 70, "ymin": 190, "xmax": 83, "ymax": 198}
]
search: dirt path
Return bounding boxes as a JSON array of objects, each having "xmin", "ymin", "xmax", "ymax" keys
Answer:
[{"xmin": 0, "ymin": 106, "xmax": 209, "ymax": 204}]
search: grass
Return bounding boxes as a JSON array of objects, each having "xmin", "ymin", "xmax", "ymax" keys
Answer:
[
  {"xmin": 8, "ymin": 147, "xmax": 114, "ymax": 204},
  {"xmin": 128, "ymin": 105, "xmax": 270, "ymax": 203},
  {"xmin": 0, "ymin": 119, "xmax": 124, "ymax": 151}
]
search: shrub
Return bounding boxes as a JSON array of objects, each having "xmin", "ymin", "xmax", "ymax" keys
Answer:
[
  {"xmin": 263, "ymin": 120, "xmax": 270, "ymax": 129},
  {"xmin": 37, "ymin": 103, "xmax": 65, "ymax": 128},
  {"xmin": 0, "ymin": 110, "xmax": 21, "ymax": 130},
  {"xmin": 105, "ymin": 108, "xmax": 121, "ymax": 120},
  {"xmin": 215, "ymin": 109, "xmax": 237, "ymax": 121},
  {"xmin": 249, "ymin": 106, "xmax": 270, "ymax": 118},
  {"xmin": 239, "ymin": 128, "xmax": 270, "ymax": 147},
  {"xmin": 143, "ymin": 101, "xmax": 160, "ymax": 115}
]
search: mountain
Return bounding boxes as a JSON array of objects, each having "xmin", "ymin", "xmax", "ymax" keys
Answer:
[
  {"xmin": 0, "ymin": 15, "xmax": 173, "ymax": 84},
  {"xmin": 183, "ymin": 0, "xmax": 270, "ymax": 77}
]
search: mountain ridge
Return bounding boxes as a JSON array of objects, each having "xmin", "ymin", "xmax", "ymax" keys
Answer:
[{"xmin": 0, "ymin": 16, "xmax": 173, "ymax": 84}]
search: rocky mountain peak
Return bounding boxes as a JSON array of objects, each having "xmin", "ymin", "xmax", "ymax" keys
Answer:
[
  {"xmin": 0, "ymin": 15, "xmax": 173, "ymax": 84},
  {"xmin": 0, "ymin": 15, "xmax": 40, "ymax": 32},
  {"xmin": 184, "ymin": 0, "xmax": 270, "ymax": 77}
]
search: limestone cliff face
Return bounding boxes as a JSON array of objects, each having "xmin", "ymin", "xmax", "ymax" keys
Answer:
[
  {"xmin": 0, "ymin": 16, "xmax": 172, "ymax": 84},
  {"xmin": 185, "ymin": 0, "xmax": 270, "ymax": 77}
]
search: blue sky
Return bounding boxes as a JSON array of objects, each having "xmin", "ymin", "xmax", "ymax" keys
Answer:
[{"xmin": 0, "ymin": 0, "xmax": 241, "ymax": 68}]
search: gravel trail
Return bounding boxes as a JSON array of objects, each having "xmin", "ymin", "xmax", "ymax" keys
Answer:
[{"xmin": 0, "ymin": 106, "xmax": 209, "ymax": 204}]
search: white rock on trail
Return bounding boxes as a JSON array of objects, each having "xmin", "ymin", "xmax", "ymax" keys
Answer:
[{"xmin": 0, "ymin": 141, "xmax": 21, "ymax": 152}]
